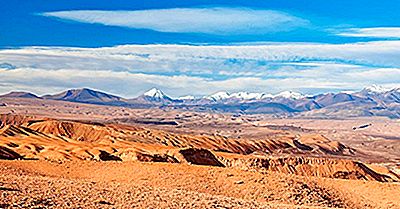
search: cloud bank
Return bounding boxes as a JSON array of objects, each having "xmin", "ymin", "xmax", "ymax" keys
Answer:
[
  {"xmin": 41, "ymin": 8, "xmax": 309, "ymax": 35},
  {"xmin": 1, "ymin": 41, "xmax": 400, "ymax": 97}
]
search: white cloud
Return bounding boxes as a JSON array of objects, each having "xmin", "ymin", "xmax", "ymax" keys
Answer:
[
  {"xmin": 0, "ymin": 66, "xmax": 398, "ymax": 98},
  {"xmin": 1, "ymin": 41, "xmax": 400, "ymax": 96},
  {"xmin": 2, "ymin": 41, "xmax": 400, "ymax": 73},
  {"xmin": 0, "ymin": 68, "xmax": 376, "ymax": 97},
  {"xmin": 41, "ymin": 8, "xmax": 309, "ymax": 35},
  {"xmin": 343, "ymin": 68, "xmax": 400, "ymax": 83},
  {"xmin": 335, "ymin": 27, "xmax": 400, "ymax": 38}
]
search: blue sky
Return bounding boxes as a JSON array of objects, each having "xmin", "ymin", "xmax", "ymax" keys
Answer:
[
  {"xmin": 2, "ymin": 0, "xmax": 400, "ymax": 47},
  {"xmin": 0, "ymin": 1, "xmax": 400, "ymax": 97}
]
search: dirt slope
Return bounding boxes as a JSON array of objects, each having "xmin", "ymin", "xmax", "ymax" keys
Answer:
[{"xmin": 0, "ymin": 115, "xmax": 395, "ymax": 182}]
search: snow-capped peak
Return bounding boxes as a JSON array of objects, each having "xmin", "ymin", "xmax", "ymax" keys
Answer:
[
  {"xmin": 260, "ymin": 93, "xmax": 274, "ymax": 99},
  {"xmin": 363, "ymin": 84, "xmax": 389, "ymax": 94},
  {"xmin": 143, "ymin": 88, "xmax": 168, "ymax": 99},
  {"xmin": 204, "ymin": 91, "xmax": 230, "ymax": 101},
  {"xmin": 274, "ymin": 91, "xmax": 304, "ymax": 99},
  {"xmin": 230, "ymin": 92, "xmax": 273, "ymax": 100},
  {"xmin": 177, "ymin": 95, "xmax": 195, "ymax": 100}
]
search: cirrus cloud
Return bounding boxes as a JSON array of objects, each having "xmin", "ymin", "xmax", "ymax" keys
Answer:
[
  {"xmin": 41, "ymin": 8, "xmax": 309, "ymax": 35},
  {"xmin": 335, "ymin": 27, "xmax": 400, "ymax": 38}
]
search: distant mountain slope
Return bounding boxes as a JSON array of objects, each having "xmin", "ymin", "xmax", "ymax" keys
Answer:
[
  {"xmin": 183, "ymin": 102, "xmax": 298, "ymax": 115},
  {"xmin": 0, "ymin": 91, "xmax": 40, "ymax": 99},
  {"xmin": 42, "ymin": 88, "xmax": 125, "ymax": 105},
  {"xmin": 128, "ymin": 88, "xmax": 174, "ymax": 104},
  {"xmin": 4, "ymin": 85, "xmax": 400, "ymax": 118},
  {"xmin": 313, "ymin": 93, "xmax": 357, "ymax": 107}
]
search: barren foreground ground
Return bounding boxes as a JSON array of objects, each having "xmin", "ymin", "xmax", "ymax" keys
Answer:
[
  {"xmin": 1, "ymin": 160, "xmax": 400, "ymax": 209},
  {"xmin": 0, "ymin": 98, "xmax": 400, "ymax": 208}
]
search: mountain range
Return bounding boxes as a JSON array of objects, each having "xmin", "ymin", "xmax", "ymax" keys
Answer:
[{"xmin": 1, "ymin": 85, "xmax": 399, "ymax": 118}]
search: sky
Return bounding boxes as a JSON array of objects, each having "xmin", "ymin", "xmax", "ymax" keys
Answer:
[{"xmin": 0, "ymin": 0, "xmax": 400, "ymax": 97}]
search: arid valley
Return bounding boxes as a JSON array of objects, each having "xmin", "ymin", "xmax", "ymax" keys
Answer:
[
  {"xmin": 2, "ymin": 2, "xmax": 400, "ymax": 208},
  {"xmin": 0, "ymin": 95, "xmax": 399, "ymax": 208}
]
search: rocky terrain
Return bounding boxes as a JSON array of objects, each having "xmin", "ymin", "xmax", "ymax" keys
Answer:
[
  {"xmin": 4, "ymin": 160, "xmax": 400, "ymax": 209},
  {"xmin": 0, "ymin": 98, "xmax": 399, "ymax": 208}
]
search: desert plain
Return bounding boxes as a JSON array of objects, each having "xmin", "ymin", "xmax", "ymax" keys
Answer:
[{"xmin": 0, "ymin": 97, "xmax": 399, "ymax": 208}]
